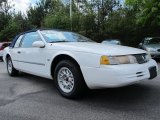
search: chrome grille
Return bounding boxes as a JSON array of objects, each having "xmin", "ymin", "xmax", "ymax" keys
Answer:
[{"xmin": 133, "ymin": 54, "xmax": 148, "ymax": 64}]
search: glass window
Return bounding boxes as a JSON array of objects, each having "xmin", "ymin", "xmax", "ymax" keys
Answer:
[
  {"xmin": 14, "ymin": 35, "xmax": 23, "ymax": 48},
  {"xmin": 144, "ymin": 38, "xmax": 160, "ymax": 45},
  {"xmin": 21, "ymin": 32, "xmax": 41, "ymax": 48},
  {"xmin": 40, "ymin": 30, "xmax": 94, "ymax": 43}
]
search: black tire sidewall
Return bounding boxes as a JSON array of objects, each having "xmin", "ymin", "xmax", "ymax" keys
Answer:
[
  {"xmin": 7, "ymin": 57, "xmax": 13, "ymax": 75},
  {"xmin": 54, "ymin": 60, "xmax": 84, "ymax": 98},
  {"xmin": 7, "ymin": 57, "xmax": 18, "ymax": 76}
]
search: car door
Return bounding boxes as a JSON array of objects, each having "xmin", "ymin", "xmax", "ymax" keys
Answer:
[
  {"xmin": 17, "ymin": 32, "xmax": 48, "ymax": 77},
  {"xmin": 10, "ymin": 35, "xmax": 24, "ymax": 69}
]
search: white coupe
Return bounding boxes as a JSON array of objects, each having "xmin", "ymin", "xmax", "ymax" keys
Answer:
[{"xmin": 3, "ymin": 29, "xmax": 158, "ymax": 98}]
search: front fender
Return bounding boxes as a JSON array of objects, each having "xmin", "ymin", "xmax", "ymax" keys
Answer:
[{"xmin": 49, "ymin": 50, "xmax": 101, "ymax": 68}]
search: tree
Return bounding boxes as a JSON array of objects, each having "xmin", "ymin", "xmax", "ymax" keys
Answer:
[
  {"xmin": 27, "ymin": 5, "xmax": 45, "ymax": 28},
  {"xmin": 0, "ymin": 12, "xmax": 32, "ymax": 41},
  {"xmin": 125, "ymin": 0, "xmax": 160, "ymax": 36},
  {"xmin": 0, "ymin": 0, "xmax": 12, "ymax": 15},
  {"xmin": 27, "ymin": 0, "xmax": 64, "ymax": 28},
  {"xmin": 0, "ymin": 0, "xmax": 12, "ymax": 30},
  {"xmin": 0, "ymin": 0, "xmax": 13, "ymax": 41},
  {"xmin": 44, "ymin": 11, "xmax": 70, "ymax": 30},
  {"xmin": 136, "ymin": 0, "xmax": 160, "ymax": 26}
]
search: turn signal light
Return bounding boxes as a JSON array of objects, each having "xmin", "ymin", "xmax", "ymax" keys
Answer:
[{"xmin": 100, "ymin": 56, "xmax": 110, "ymax": 65}]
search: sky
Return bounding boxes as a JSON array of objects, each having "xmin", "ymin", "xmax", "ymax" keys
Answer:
[
  {"xmin": 9, "ymin": 0, "xmax": 37, "ymax": 14},
  {"xmin": 9, "ymin": 0, "xmax": 68, "ymax": 14},
  {"xmin": 9, "ymin": 0, "xmax": 124, "ymax": 14}
]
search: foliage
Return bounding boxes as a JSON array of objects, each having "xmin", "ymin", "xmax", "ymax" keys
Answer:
[
  {"xmin": 44, "ymin": 11, "xmax": 70, "ymax": 30},
  {"xmin": 136, "ymin": 0, "xmax": 160, "ymax": 27},
  {"xmin": 0, "ymin": 0, "xmax": 160, "ymax": 47},
  {"xmin": 125, "ymin": 0, "xmax": 160, "ymax": 38}
]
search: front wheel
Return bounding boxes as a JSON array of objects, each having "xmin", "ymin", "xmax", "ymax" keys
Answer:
[
  {"xmin": 54, "ymin": 60, "xmax": 86, "ymax": 99},
  {"xmin": 7, "ymin": 56, "xmax": 19, "ymax": 76}
]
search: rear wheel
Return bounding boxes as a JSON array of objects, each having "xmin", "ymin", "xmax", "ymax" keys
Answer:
[
  {"xmin": 7, "ymin": 56, "xmax": 19, "ymax": 76},
  {"xmin": 54, "ymin": 60, "xmax": 86, "ymax": 99}
]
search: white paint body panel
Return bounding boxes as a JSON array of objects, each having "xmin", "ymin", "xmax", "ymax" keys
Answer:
[
  {"xmin": 81, "ymin": 59, "xmax": 158, "ymax": 88},
  {"xmin": 3, "ymin": 35, "xmax": 158, "ymax": 89}
]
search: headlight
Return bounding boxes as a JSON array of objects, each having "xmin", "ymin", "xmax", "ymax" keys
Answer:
[
  {"xmin": 146, "ymin": 48, "xmax": 156, "ymax": 52},
  {"xmin": 100, "ymin": 55, "xmax": 137, "ymax": 65}
]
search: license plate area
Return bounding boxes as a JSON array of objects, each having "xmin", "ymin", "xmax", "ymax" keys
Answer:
[{"xmin": 149, "ymin": 66, "xmax": 157, "ymax": 79}]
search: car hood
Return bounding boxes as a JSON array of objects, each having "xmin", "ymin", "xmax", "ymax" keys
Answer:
[
  {"xmin": 144, "ymin": 44, "xmax": 160, "ymax": 49},
  {"xmin": 48, "ymin": 42, "xmax": 146, "ymax": 56}
]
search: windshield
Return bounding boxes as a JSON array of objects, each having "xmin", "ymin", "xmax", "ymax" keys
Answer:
[
  {"xmin": 144, "ymin": 38, "xmax": 160, "ymax": 45},
  {"xmin": 40, "ymin": 30, "xmax": 94, "ymax": 43}
]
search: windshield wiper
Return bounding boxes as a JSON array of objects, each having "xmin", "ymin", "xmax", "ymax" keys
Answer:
[
  {"xmin": 49, "ymin": 40, "xmax": 69, "ymax": 43},
  {"xmin": 78, "ymin": 40, "xmax": 88, "ymax": 42}
]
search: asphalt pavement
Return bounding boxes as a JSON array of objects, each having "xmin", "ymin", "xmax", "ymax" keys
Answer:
[{"xmin": 0, "ymin": 61, "xmax": 160, "ymax": 120}]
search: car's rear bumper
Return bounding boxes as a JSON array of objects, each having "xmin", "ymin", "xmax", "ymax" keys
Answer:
[{"xmin": 81, "ymin": 59, "xmax": 158, "ymax": 89}]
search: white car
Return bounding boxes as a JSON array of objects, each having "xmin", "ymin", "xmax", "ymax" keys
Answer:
[{"xmin": 3, "ymin": 29, "xmax": 158, "ymax": 98}]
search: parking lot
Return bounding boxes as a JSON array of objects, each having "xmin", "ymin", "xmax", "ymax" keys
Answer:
[{"xmin": 0, "ymin": 61, "xmax": 160, "ymax": 120}]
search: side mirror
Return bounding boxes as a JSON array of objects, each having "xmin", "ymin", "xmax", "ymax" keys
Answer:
[{"xmin": 32, "ymin": 41, "xmax": 45, "ymax": 48}]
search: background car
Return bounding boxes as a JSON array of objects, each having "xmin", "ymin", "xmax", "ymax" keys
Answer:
[
  {"xmin": 101, "ymin": 39, "xmax": 121, "ymax": 45},
  {"xmin": 0, "ymin": 42, "xmax": 11, "ymax": 61},
  {"xmin": 139, "ymin": 37, "xmax": 160, "ymax": 58}
]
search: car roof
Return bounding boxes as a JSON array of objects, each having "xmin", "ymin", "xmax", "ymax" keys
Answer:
[{"xmin": 15, "ymin": 28, "xmax": 68, "ymax": 37}]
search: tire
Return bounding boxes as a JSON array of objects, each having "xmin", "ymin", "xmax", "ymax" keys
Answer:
[
  {"xmin": 0, "ymin": 57, "xmax": 3, "ymax": 62},
  {"xmin": 7, "ymin": 56, "xmax": 19, "ymax": 76},
  {"xmin": 54, "ymin": 60, "xmax": 86, "ymax": 99}
]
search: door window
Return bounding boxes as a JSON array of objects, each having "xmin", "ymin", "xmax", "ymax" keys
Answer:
[{"xmin": 21, "ymin": 32, "xmax": 42, "ymax": 48}]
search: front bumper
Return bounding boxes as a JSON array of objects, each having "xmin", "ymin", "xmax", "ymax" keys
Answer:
[{"xmin": 81, "ymin": 59, "xmax": 158, "ymax": 89}]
